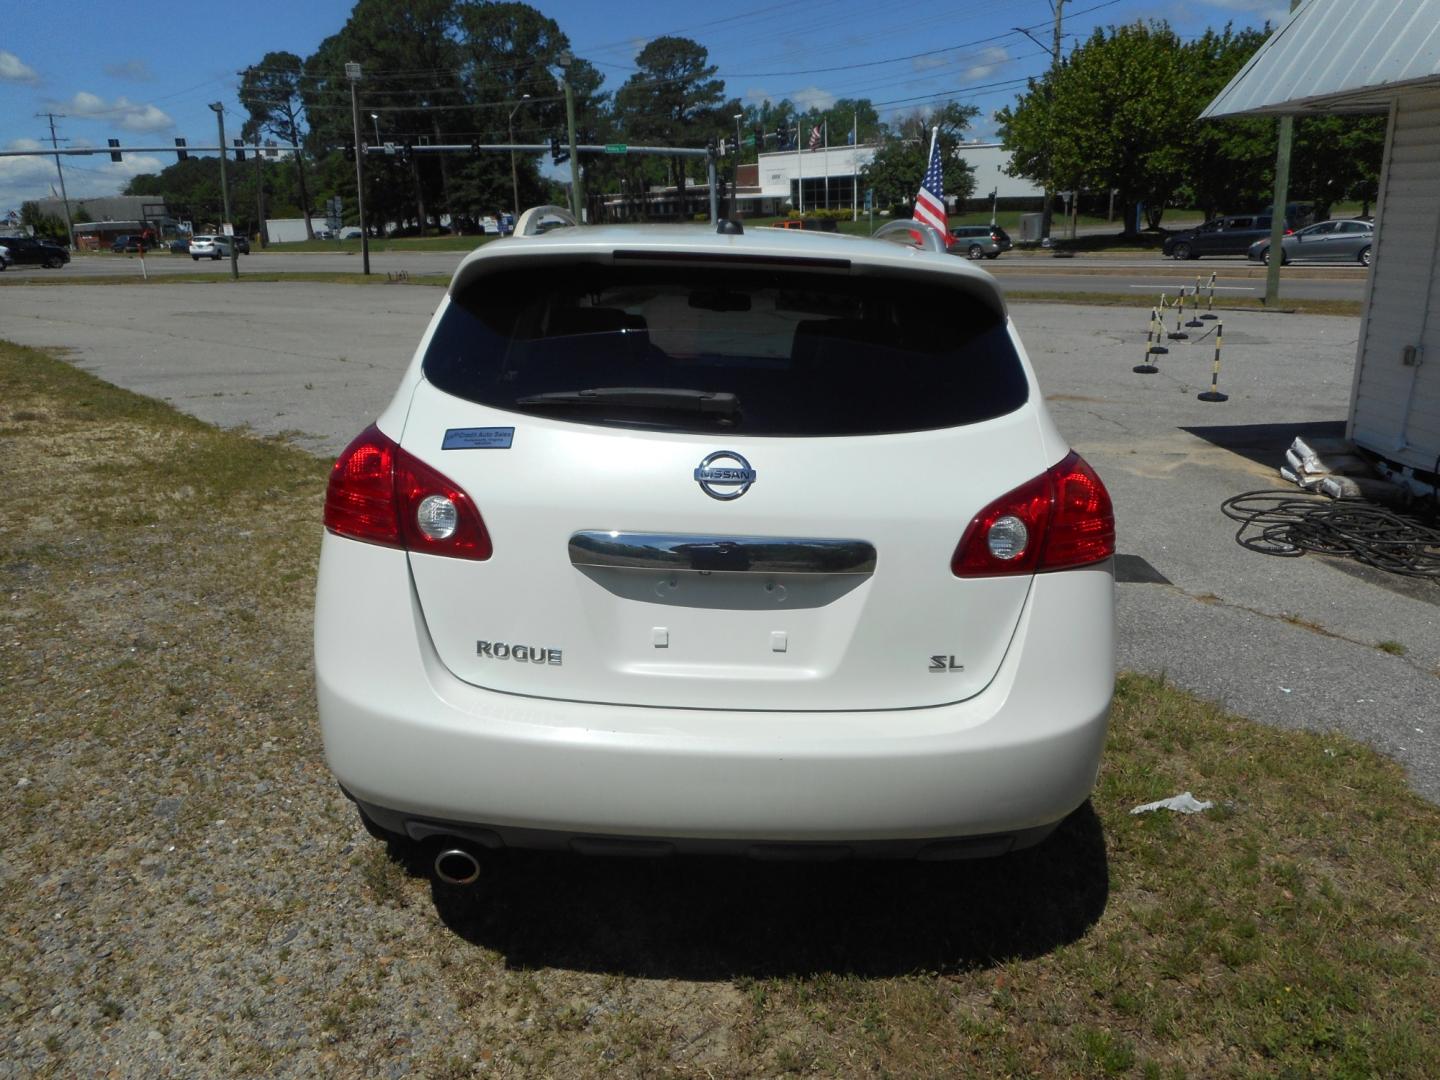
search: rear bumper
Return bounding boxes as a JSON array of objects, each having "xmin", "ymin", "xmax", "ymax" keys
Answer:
[{"xmin": 314, "ymin": 533, "xmax": 1115, "ymax": 848}]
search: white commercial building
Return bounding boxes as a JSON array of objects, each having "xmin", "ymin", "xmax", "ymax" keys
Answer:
[{"xmin": 741, "ymin": 141, "xmax": 1041, "ymax": 214}]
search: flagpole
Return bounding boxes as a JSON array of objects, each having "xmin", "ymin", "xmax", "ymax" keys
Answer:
[
  {"xmin": 852, "ymin": 110, "xmax": 858, "ymax": 222},
  {"xmin": 797, "ymin": 119, "xmax": 804, "ymax": 213},
  {"xmin": 824, "ymin": 119, "xmax": 830, "ymax": 210}
]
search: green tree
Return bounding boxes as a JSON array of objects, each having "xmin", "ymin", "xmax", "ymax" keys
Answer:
[
  {"xmin": 861, "ymin": 103, "xmax": 978, "ymax": 216},
  {"xmin": 1180, "ymin": 25, "xmax": 1275, "ymax": 219},
  {"xmin": 998, "ymin": 21, "xmax": 1195, "ymax": 235},
  {"xmin": 614, "ymin": 36, "xmax": 725, "ymax": 217},
  {"xmin": 1291, "ymin": 114, "xmax": 1386, "ymax": 221},
  {"xmin": 303, "ymin": 0, "xmax": 464, "ymax": 235},
  {"xmin": 239, "ymin": 52, "xmax": 317, "ymax": 238},
  {"xmin": 19, "ymin": 201, "xmax": 68, "ymax": 243}
]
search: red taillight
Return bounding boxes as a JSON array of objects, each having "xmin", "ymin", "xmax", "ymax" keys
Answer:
[
  {"xmin": 324, "ymin": 424, "xmax": 492, "ymax": 560},
  {"xmin": 951, "ymin": 452, "xmax": 1114, "ymax": 577},
  {"xmin": 1284, "ymin": 227, "xmax": 1294, "ymax": 235}
]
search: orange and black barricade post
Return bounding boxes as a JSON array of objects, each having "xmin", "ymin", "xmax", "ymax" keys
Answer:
[
  {"xmin": 1134, "ymin": 306, "xmax": 1161, "ymax": 373},
  {"xmin": 1197, "ymin": 322, "xmax": 1228, "ymax": 402},
  {"xmin": 1167, "ymin": 287, "xmax": 1189, "ymax": 340},
  {"xmin": 1200, "ymin": 272, "xmax": 1218, "ymax": 320},
  {"xmin": 1186, "ymin": 276, "xmax": 1205, "ymax": 327}
]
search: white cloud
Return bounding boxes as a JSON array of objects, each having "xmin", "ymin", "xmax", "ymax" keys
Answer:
[
  {"xmin": 963, "ymin": 46, "xmax": 1011, "ymax": 81},
  {"xmin": 789, "ymin": 86, "xmax": 836, "ymax": 112},
  {"xmin": 0, "ymin": 138, "xmax": 165, "ymax": 216},
  {"xmin": 912, "ymin": 54, "xmax": 949, "ymax": 72},
  {"xmin": 0, "ymin": 50, "xmax": 39, "ymax": 84},
  {"xmin": 1, "ymin": 140, "xmax": 65, "ymax": 214},
  {"xmin": 52, "ymin": 92, "xmax": 175, "ymax": 133},
  {"xmin": 104, "ymin": 59, "xmax": 154, "ymax": 81}
]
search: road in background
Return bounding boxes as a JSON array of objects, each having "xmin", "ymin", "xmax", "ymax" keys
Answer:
[
  {"xmin": 1, "ymin": 283, "xmax": 1432, "ymax": 800},
  {"xmin": 14, "ymin": 249, "xmax": 1371, "ymax": 303}
]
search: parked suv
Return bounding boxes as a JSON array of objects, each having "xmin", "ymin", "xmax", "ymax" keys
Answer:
[
  {"xmin": 948, "ymin": 224, "xmax": 1012, "ymax": 259},
  {"xmin": 188, "ymin": 235, "xmax": 232, "ymax": 260},
  {"xmin": 316, "ymin": 212, "xmax": 1116, "ymax": 875},
  {"xmin": 1162, "ymin": 214, "xmax": 1290, "ymax": 259}
]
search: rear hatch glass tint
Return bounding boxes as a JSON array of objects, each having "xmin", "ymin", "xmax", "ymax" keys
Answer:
[{"xmin": 423, "ymin": 264, "xmax": 1026, "ymax": 437}]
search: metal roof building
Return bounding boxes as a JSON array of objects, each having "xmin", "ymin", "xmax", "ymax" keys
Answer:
[{"xmin": 1204, "ymin": 0, "xmax": 1440, "ymax": 495}]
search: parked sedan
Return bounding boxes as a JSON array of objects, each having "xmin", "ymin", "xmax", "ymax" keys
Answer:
[{"xmin": 1247, "ymin": 218, "xmax": 1374, "ymax": 266}]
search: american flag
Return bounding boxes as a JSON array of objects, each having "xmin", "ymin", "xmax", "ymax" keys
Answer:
[
  {"xmin": 808, "ymin": 124, "xmax": 822, "ymax": 151},
  {"xmin": 912, "ymin": 127, "xmax": 947, "ymax": 237}
]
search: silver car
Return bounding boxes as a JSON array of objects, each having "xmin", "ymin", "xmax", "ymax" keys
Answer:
[
  {"xmin": 1248, "ymin": 218, "xmax": 1374, "ymax": 266},
  {"xmin": 188, "ymin": 234, "xmax": 233, "ymax": 261}
]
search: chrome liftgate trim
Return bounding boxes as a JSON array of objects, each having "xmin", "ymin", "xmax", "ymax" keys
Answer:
[{"xmin": 568, "ymin": 532, "xmax": 877, "ymax": 575}]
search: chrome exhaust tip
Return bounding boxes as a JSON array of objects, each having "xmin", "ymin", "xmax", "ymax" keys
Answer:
[{"xmin": 433, "ymin": 846, "xmax": 482, "ymax": 886}]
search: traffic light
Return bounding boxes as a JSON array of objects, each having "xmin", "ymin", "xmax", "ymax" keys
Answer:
[
  {"xmin": 108, "ymin": 138, "xmax": 122, "ymax": 162},
  {"xmin": 470, "ymin": 140, "xmax": 481, "ymax": 157},
  {"xmin": 398, "ymin": 142, "xmax": 413, "ymax": 164},
  {"xmin": 233, "ymin": 138, "xmax": 246, "ymax": 162},
  {"xmin": 174, "ymin": 137, "xmax": 188, "ymax": 161},
  {"xmin": 343, "ymin": 138, "xmax": 355, "ymax": 162},
  {"xmin": 550, "ymin": 135, "xmax": 568, "ymax": 166}
]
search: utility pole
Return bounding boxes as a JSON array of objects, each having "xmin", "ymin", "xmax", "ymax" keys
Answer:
[
  {"xmin": 1017, "ymin": 4, "xmax": 1065, "ymax": 241},
  {"xmin": 37, "ymin": 113, "xmax": 76, "ymax": 251},
  {"xmin": 557, "ymin": 50, "xmax": 582, "ymax": 220},
  {"xmin": 345, "ymin": 62, "xmax": 370, "ymax": 276},
  {"xmin": 1045, "ymin": 0, "xmax": 1064, "ymax": 242},
  {"xmin": 1265, "ymin": 0, "xmax": 1303, "ymax": 305},
  {"xmin": 734, "ymin": 111, "xmax": 744, "ymax": 217},
  {"xmin": 253, "ymin": 143, "xmax": 267, "ymax": 249},
  {"xmin": 508, "ymin": 93, "xmax": 531, "ymax": 218},
  {"xmin": 208, "ymin": 103, "xmax": 239, "ymax": 281}
]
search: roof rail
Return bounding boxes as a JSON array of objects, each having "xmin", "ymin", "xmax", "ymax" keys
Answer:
[
  {"xmin": 872, "ymin": 219, "xmax": 948, "ymax": 255},
  {"xmin": 513, "ymin": 204, "xmax": 579, "ymax": 237}
]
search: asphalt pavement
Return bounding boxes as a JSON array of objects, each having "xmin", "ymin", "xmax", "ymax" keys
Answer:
[{"xmin": 1, "ymin": 282, "xmax": 1434, "ymax": 800}]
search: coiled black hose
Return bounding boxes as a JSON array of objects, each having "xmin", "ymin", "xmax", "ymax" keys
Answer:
[{"xmin": 1220, "ymin": 490, "xmax": 1440, "ymax": 580}]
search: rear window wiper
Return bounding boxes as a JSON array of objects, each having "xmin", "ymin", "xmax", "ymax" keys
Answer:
[{"xmin": 513, "ymin": 387, "xmax": 740, "ymax": 416}]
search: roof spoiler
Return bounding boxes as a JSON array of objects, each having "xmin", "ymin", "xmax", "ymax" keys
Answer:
[{"xmin": 513, "ymin": 204, "xmax": 579, "ymax": 237}]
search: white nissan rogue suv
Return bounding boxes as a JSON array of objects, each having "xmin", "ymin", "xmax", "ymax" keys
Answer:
[{"xmin": 314, "ymin": 211, "xmax": 1115, "ymax": 877}]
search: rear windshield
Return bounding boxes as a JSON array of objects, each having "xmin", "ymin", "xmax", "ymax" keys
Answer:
[{"xmin": 423, "ymin": 263, "xmax": 1027, "ymax": 436}]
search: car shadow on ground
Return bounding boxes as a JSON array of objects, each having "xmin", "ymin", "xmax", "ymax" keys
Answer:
[{"xmin": 400, "ymin": 803, "xmax": 1108, "ymax": 979}]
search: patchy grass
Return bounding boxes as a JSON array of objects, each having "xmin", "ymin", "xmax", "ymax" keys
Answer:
[
  {"xmin": 1377, "ymin": 640, "xmax": 1408, "ymax": 657},
  {"xmin": 2, "ymin": 337, "xmax": 1438, "ymax": 1077}
]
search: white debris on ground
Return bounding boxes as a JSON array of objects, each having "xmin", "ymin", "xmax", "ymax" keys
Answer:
[{"xmin": 1130, "ymin": 792, "xmax": 1215, "ymax": 815}]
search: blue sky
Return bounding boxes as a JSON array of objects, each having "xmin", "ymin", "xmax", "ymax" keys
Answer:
[{"xmin": 0, "ymin": 0, "xmax": 1285, "ymax": 213}]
